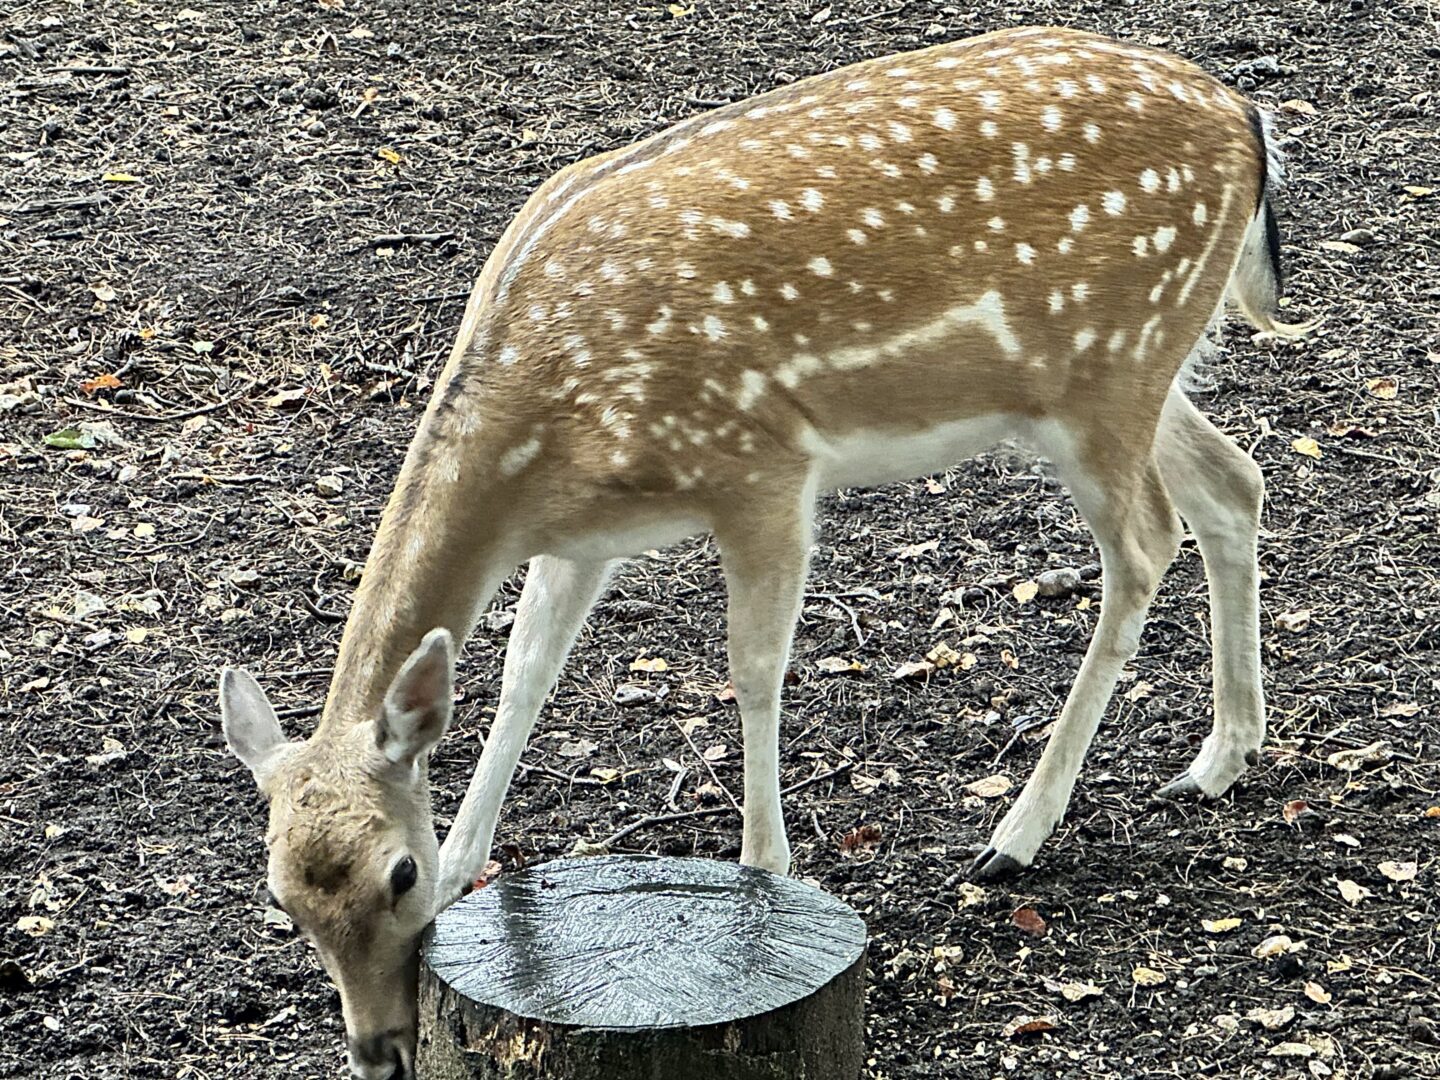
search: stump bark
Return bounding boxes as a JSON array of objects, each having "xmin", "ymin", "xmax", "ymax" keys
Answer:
[{"xmin": 417, "ymin": 855, "xmax": 867, "ymax": 1079}]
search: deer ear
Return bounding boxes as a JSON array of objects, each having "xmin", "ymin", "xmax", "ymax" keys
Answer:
[
  {"xmin": 220, "ymin": 668, "xmax": 289, "ymax": 785},
  {"xmin": 377, "ymin": 629, "xmax": 455, "ymax": 768}
]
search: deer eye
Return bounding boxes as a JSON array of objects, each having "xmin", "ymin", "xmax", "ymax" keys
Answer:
[{"xmin": 390, "ymin": 856, "xmax": 418, "ymax": 897}]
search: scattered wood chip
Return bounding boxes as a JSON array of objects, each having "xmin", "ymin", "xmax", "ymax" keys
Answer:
[
  {"xmin": 1202, "ymin": 917, "xmax": 1243, "ymax": 934},
  {"xmin": 965, "ymin": 774, "xmax": 1013, "ymax": 798},
  {"xmin": 1245, "ymin": 1004, "xmax": 1296, "ymax": 1031},
  {"xmin": 1131, "ymin": 966, "xmax": 1166, "ymax": 987},
  {"xmin": 1377, "ymin": 860, "xmax": 1416, "ymax": 883}
]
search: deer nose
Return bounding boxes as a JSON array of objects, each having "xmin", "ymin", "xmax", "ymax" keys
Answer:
[{"xmin": 347, "ymin": 1033, "xmax": 409, "ymax": 1080}]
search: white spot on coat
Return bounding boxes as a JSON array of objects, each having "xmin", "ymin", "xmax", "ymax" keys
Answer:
[
  {"xmin": 499, "ymin": 436, "xmax": 542, "ymax": 477},
  {"xmin": 1069, "ymin": 204, "xmax": 1090, "ymax": 232},
  {"xmin": 1102, "ymin": 190, "xmax": 1128, "ymax": 216},
  {"xmin": 807, "ymin": 256, "xmax": 834, "ymax": 277},
  {"xmin": 976, "ymin": 176, "xmax": 995, "ymax": 201}
]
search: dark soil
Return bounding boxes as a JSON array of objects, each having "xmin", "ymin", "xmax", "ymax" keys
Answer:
[{"xmin": 3, "ymin": 1, "xmax": 1438, "ymax": 1078}]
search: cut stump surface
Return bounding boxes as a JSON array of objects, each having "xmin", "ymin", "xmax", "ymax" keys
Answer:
[{"xmin": 418, "ymin": 855, "xmax": 867, "ymax": 1079}]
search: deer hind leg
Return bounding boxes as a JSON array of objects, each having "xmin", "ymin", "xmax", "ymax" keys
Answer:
[
  {"xmin": 436, "ymin": 554, "xmax": 612, "ymax": 908},
  {"xmin": 1153, "ymin": 388, "xmax": 1266, "ymax": 798},
  {"xmin": 972, "ymin": 447, "xmax": 1182, "ymax": 880},
  {"xmin": 713, "ymin": 474, "xmax": 816, "ymax": 876}
]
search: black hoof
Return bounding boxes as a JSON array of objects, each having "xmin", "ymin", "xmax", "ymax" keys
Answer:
[
  {"xmin": 969, "ymin": 846, "xmax": 1024, "ymax": 882},
  {"xmin": 1156, "ymin": 772, "xmax": 1203, "ymax": 799}
]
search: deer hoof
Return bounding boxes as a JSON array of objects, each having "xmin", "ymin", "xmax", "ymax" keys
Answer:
[{"xmin": 969, "ymin": 846, "xmax": 1024, "ymax": 882}]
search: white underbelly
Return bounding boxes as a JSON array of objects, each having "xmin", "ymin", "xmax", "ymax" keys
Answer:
[{"xmin": 804, "ymin": 414, "xmax": 1026, "ymax": 490}]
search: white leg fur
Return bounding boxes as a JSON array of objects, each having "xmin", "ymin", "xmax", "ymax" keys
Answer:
[
  {"xmin": 975, "ymin": 439, "xmax": 1181, "ymax": 877},
  {"xmin": 1154, "ymin": 389, "xmax": 1266, "ymax": 796},
  {"xmin": 435, "ymin": 555, "xmax": 612, "ymax": 909},
  {"xmin": 714, "ymin": 476, "xmax": 816, "ymax": 876}
]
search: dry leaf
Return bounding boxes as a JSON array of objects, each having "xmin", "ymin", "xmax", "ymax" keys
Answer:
[
  {"xmin": 1282, "ymin": 799, "xmax": 1311, "ymax": 825},
  {"xmin": 839, "ymin": 823, "xmax": 882, "ymax": 856},
  {"xmin": 896, "ymin": 538, "xmax": 939, "ymax": 560},
  {"xmin": 965, "ymin": 774, "xmax": 1013, "ymax": 798},
  {"xmin": 925, "ymin": 642, "xmax": 961, "ymax": 668},
  {"xmin": 816, "ymin": 656, "xmax": 866, "ymax": 674},
  {"xmin": 1377, "ymin": 860, "xmax": 1417, "ymax": 883},
  {"xmin": 955, "ymin": 882, "xmax": 987, "ymax": 908},
  {"xmin": 1325, "ymin": 740, "xmax": 1391, "ymax": 772},
  {"xmin": 892, "ymin": 659, "xmax": 935, "ymax": 681},
  {"xmin": 1246, "ymin": 1004, "xmax": 1296, "ymax": 1031},
  {"xmin": 1253, "ymin": 934, "xmax": 1298, "ymax": 959},
  {"xmin": 1202, "ymin": 917, "xmax": 1243, "ymax": 934},
  {"xmin": 1124, "ymin": 680, "xmax": 1154, "ymax": 703},
  {"xmin": 16, "ymin": 916, "xmax": 54, "ymax": 937},
  {"xmin": 629, "ymin": 656, "xmax": 669, "ymax": 673},
  {"xmin": 1335, "ymin": 878, "xmax": 1370, "ymax": 905},
  {"xmin": 1268, "ymin": 1042, "xmax": 1315, "ymax": 1059},
  {"xmin": 1378, "ymin": 702, "xmax": 1421, "ymax": 718},
  {"xmin": 378, "ymin": 147, "xmax": 402, "ymax": 164},
  {"xmin": 1000, "ymin": 649, "xmax": 1019, "ymax": 669},
  {"xmin": 1318, "ymin": 240, "xmax": 1361, "ymax": 255},
  {"xmin": 1365, "ymin": 375, "xmax": 1398, "ymax": 399},
  {"xmin": 1290, "ymin": 436, "xmax": 1322, "ymax": 459},
  {"xmin": 1001, "ymin": 1014, "xmax": 1057, "ymax": 1038},
  {"xmin": 1402, "ymin": 185, "xmax": 1434, "ymax": 198},
  {"xmin": 1304, "ymin": 981, "xmax": 1333, "ymax": 1005},
  {"xmin": 589, "ymin": 766, "xmax": 620, "ymax": 783},
  {"xmin": 1280, "ymin": 98, "xmax": 1318, "ymax": 115},
  {"xmin": 1012, "ymin": 581, "xmax": 1039, "ymax": 603},
  {"xmin": 1058, "ymin": 980, "xmax": 1103, "ymax": 1002},
  {"xmin": 80, "ymin": 372, "xmax": 122, "ymax": 395},
  {"xmin": 102, "ymin": 172, "xmax": 140, "ymax": 183},
  {"xmin": 1011, "ymin": 906, "xmax": 1048, "ymax": 936},
  {"xmin": 1131, "ymin": 966, "xmax": 1166, "ymax": 987},
  {"xmin": 1276, "ymin": 610, "xmax": 1311, "ymax": 632}
]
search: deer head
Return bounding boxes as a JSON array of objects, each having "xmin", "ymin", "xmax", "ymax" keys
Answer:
[{"xmin": 220, "ymin": 629, "xmax": 455, "ymax": 1080}]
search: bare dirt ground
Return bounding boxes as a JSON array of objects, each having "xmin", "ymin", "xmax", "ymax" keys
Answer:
[{"xmin": 3, "ymin": 1, "xmax": 1438, "ymax": 1077}]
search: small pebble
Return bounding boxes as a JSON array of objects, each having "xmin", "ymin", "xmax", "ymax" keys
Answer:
[
  {"xmin": 1035, "ymin": 567, "xmax": 1082, "ymax": 598},
  {"xmin": 305, "ymin": 119, "xmax": 327, "ymax": 138},
  {"xmin": 1339, "ymin": 228, "xmax": 1377, "ymax": 246},
  {"xmin": 315, "ymin": 474, "xmax": 344, "ymax": 497}
]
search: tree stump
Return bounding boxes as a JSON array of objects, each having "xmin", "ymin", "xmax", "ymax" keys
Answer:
[{"xmin": 417, "ymin": 855, "xmax": 867, "ymax": 1079}]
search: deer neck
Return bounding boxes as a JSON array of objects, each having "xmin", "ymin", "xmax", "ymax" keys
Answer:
[{"xmin": 316, "ymin": 363, "xmax": 521, "ymax": 735}]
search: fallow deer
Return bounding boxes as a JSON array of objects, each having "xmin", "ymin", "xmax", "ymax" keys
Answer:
[{"xmin": 219, "ymin": 25, "xmax": 1304, "ymax": 1078}]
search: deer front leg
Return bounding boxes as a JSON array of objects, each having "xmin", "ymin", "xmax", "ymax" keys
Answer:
[
  {"xmin": 972, "ymin": 461, "xmax": 1181, "ymax": 880},
  {"xmin": 715, "ymin": 478, "xmax": 816, "ymax": 877},
  {"xmin": 435, "ymin": 555, "xmax": 612, "ymax": 911}
]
